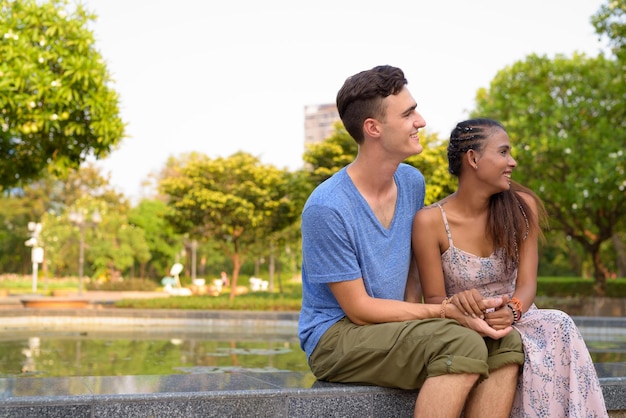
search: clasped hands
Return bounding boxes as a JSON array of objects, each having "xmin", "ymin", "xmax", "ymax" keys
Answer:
[{"xmin": 448, "ymin": 289, "xmax": 515, "ymax": 339}]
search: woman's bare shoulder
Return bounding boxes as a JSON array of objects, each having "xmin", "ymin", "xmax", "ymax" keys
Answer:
[
  {"xmin": 515, "ymin": 190, "xmax": 539, "ymax": 212},
  {"xmin": 414, "ymin": 200, "xmax": 445, "ymax": 224}
]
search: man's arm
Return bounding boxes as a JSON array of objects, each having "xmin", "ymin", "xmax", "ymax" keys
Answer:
[
  {"xmin": 330, "ymin": 278, "xmax": 435, "ymax": 325},
  {"xmin": 329, "ymin": 278, "xmax": 513, "ymax": 339}
]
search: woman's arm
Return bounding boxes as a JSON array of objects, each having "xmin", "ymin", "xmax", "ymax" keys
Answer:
[
  {"xmin": 511, "ymin": 192, "xmax": 540, "ymax": 313},
  {"xmin": 404, "ymin": 255, "xmax": 423, "ymax": 303},
  {"xmin": 411, "ymin": 207, "xmax": 448, "ymax": 304}
]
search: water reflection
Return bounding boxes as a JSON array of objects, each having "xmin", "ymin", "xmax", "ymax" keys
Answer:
[
  {"xmin": 1, "ymin": 329, "xmax": 625, "ymax": 379},
  {"xmin": 0, "ymin": 331, "xmax": 311, "ymax": 378}
]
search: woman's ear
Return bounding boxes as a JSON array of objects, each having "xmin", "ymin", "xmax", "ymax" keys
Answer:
[{"xmin": 466, "ymin": 150, "xmax": 479, "ymax": 169}]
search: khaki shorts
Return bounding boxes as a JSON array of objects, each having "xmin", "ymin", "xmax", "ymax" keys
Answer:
[{"xmin": 309, "ymin": 317, "xmax": 524, "ymax": 390}]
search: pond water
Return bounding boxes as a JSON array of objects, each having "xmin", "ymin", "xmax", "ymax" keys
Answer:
[
  {"xmin": 1, "ymin": 325, "xmax": 625, "ymax": 379},
  {"xmin": 0, "ymin": 330, "xmax": 311, "ymax": 378}
]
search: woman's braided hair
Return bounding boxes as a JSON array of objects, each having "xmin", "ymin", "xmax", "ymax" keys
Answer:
[{"xmin": 448, "ymin": 118, "xmax": 546, "ymax": 271}]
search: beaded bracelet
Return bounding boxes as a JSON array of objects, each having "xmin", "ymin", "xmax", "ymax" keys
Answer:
[
  {"xmin": 507, "ymin": 304, "xmax": 519, "ymax": 324},
  {"xmin": 509, "ymin": 296, "xmax": 523, "ymax": 312},
  {"xmin": 510, "ymin": 296, "xmax": 523, "ymax": 321},
  {"xmin": 440, "ymin": 297, "xmax": 453, "ymax": 318}
]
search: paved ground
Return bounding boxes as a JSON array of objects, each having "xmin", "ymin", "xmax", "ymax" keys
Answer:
[{"xmin": 0, "ymin": 290, "xmax": 170, "ymax": 309}]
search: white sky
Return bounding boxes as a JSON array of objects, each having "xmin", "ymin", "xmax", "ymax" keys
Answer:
[{"xmin": 83, "ymin": 0, "xmax": 608, "ymax": 201}]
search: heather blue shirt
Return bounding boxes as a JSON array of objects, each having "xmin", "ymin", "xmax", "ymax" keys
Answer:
[{"xmin": 298, "ymin": 164, "xmax": 426, "ymax": 359}]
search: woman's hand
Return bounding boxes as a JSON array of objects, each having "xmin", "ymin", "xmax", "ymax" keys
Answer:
[
  {"xmin": 484, "ymin": 303, "xmax": 515, "ymax": 330},
  {"xmin": 446, "ymin": 300, "xmax": 513, "ymax": 339},
  {"xmin": 450, "ymin": 289, "xmax": 488, "ymax": 318}
]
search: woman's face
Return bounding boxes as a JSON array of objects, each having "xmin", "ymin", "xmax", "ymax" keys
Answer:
[{"xmin": 473, "ymin": 128, "xmax": 517, "ymax": 191}]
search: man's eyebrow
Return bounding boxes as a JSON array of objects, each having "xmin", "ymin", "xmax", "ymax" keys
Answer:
[{"xmin": 402, "ymin": 104, "xmax": 417, "ymax": 115}]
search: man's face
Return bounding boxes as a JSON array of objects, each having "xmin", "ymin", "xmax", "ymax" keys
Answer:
[{"xmin": 378, "ymin": 87, "xmax": 426, "ymax": 159}]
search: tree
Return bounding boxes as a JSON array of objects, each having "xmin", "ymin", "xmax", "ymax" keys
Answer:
[
  {"xmin": 33, "ymin": 165, "xmax": 149, "ymax": 281},
  {"xmin": 473, "ymin": 53, "xmax": 626, "ymax": 294},
  {"xmin": 0, "ymin": 0, "xmax": 125, "ymax": 189},
  {"xmin": 592, "ymin": 0, "xmax": 626, "ymax": 61},
  {"xmin": 160, "ymin": 152, "xmax": 301, "ymax": 299},
  {"xmin": 302, "ymin": 121, "xmax": 357, "ymax": 186},
  {"xmin": 88, "ymin": 208, "xmax": 151, "ymax": 281},
  {"xmin": 405, "ymin": 131, "xmax": 457, "ymax": 205},
  {"xmin": 128, "ymin": 199, "xmax": 182, "ymax": 279},
  {"xmin": 0, "ymin": 193, "xmax": 38, "ymax": 274}
]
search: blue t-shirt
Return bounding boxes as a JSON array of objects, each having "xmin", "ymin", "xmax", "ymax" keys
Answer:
[{"xmin": 298, "ymin": 164, "xmax": 426, "ymax": 359}]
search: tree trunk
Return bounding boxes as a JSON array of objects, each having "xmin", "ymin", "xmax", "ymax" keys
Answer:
[
  {"xmin": 592, "ymin": 248, "xmax": 608, "ymax": 296},
  {"xmin": 229, "ymin": 252, "xmax": 241, "ymax": 300},
  {"xmin": 268, "ymin": 242, "xmax": 275, "ymax": 292},
  {"xmin": 613, "ymin": 234, "xmax": 626, "ymax": 278},
  {"xmin": 276, "ymin": 254, "xmax": 283, "ymax": 294}
]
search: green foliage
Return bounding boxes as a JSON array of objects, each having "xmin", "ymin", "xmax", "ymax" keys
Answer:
[
  {"xmin": 110, "ymin": 277, "xmax": 626, "ymax": 311},
  {"xmin": 159, "ymin": 152, "xmax": 302, "ymax": 296},
  {"xmin": 473, "ymin": 52, "xmax": 626, "ymax": 291},
  {"xmin": 115, "ymin": 280, "xmax": 304, "ymax": 311},
  {"xmin": 86, "ymin": 278, "xmax": 158, "ymax": 291},
  {"xmin": 88, "ymin": 209, "xmax": 151, "ymax": 279},
  {"xmin": 537, "ymin": 277, "xmax": 626, "ymax": 297},
  {"xmin": 537, "ymin": 231, "xmax": 584, "ymax": 277},
  {"xmin": 3, "ymin": 275, "xmax": 626, "ymax": 309},
  {"xmin": 302, "ymin": 123, "xmax": 456, "ymax": 206},
  {"xmin": 0, "ymin": 0, "xmax": 125, "ymax": 189},
  {"xmin": 404, "ymin": 131, "xmax": 457, "ymax": 205},
  {"xmin": 302, "ymin": 122, "xmax": 357, "ymax": 186},
  {"xmin": 0, "ymin": 274, "xmax": 78, "ymax": 294},
  {"xmin": 27, "ymin": 165, "xmax": 151, "ymax": 280},
  {"xmin": 161, "ymin": 152, "xmax": 299, "ymax": 240},
  {"xmin": 0, "ymin": 192, "xmax": 37, "ymax": 272},
  {"xmin": 128, "ymin": 199, "xmax": 182, "ymax": 278},
  {"xmin": 592, "ymin": 0, "xmax": 626, "ymax": 61},
  {"xmin": 114, "ymin": 293, "xmax": 303, "ymax": 311}
]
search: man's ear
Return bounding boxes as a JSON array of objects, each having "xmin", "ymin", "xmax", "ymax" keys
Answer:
[{"xmin": 363, "ymin": 118, "xmax": 381, "ymax": 138}]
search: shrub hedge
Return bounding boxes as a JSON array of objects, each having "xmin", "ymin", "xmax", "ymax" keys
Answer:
[{"xmin": 537, "ymin": 277, "xmax": 626, "ymax": 297}]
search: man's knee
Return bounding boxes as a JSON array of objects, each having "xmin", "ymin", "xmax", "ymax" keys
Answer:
[
  {"xmin": 485, "ymin": 329, "xmax": 525, "ymax": 371},
  {"xmin": 430, "ymin": 320, "xmax": 490, "ymax": 359},
  {"xmin": 421, "ymin": 321, "xmax": 490, "ymax": 379}
]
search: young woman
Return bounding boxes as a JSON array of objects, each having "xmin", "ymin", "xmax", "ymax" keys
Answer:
[{"xmin": 412, "ymin": 118, "xmax": 607, "ymax": 417}]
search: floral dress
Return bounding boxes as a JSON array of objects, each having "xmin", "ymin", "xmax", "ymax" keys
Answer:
[{"xmin": 437, "ymin": 205, "xmax": 607, "ymax": 418}]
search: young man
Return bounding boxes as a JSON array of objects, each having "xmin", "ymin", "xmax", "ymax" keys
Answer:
[{"xmin": 298, "ymin": 65, "xmax": 525, "ymax": 417}]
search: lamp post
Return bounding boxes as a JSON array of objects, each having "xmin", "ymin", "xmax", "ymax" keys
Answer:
[
  {"xmin": 24, "ymin": 222, "xmax": 43, "ymax": 294},
  {"xmin": 69, "ymin": 209, "xmax": 102, "ymax": 295}
]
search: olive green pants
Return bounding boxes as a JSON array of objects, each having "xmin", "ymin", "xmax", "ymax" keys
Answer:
[{"xmin": 309, "ymin": 317, "xmax": 524, "ymax": 390}]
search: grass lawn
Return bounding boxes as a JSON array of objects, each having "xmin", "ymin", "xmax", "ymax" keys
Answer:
[
  {"xmin": 2, "ymin": 275, "xmax": 624, "ymax": 311},
  {"xmin": 0, "ymin": 274, "xmax": 304, "ymax": 311}
]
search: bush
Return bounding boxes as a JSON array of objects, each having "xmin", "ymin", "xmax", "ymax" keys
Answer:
[
  {"xmin": 86, "ymin": 278, "xmax": 159, "ymax": 292},
  {"xmin": 537, "ymin": 277, "xmax": 626, "ymax": 297}
]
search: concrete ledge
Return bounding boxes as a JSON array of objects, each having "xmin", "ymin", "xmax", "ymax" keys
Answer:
[{"xmin": 0, "ymin": 375, "xmax": 624, "ymax": 417}]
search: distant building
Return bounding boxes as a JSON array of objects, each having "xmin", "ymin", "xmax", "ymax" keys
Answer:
[{"xmin": 304, "ymin": 104, "xmax": 340, "ymax": 145}]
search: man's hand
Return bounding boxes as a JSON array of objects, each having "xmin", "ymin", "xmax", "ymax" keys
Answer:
[
  {"xmin": 451, "ymin": 291, "xmax": 511, "ymax": 319},
  {"xmin": 462, "ymin": 314, "xmax": 513, "ymax": 339},
  {"xmin": 446, "ymin": 296, "xmax": 512, "ymax": 339}
]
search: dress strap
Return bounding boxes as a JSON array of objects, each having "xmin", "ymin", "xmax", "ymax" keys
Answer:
[{"xmin": 436, "ymin": 203, "xmax": 454, "ymax": 247}]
